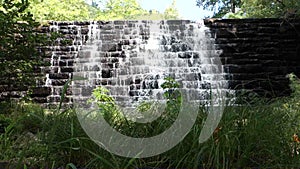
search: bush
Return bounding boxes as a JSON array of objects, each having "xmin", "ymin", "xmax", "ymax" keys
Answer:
[{"xmin": 0, "ymin": 0, "xmax": 58, "ymax": 101}]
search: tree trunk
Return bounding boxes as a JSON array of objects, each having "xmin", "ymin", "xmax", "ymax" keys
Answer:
[{"xmin": 231, "ymin": 0, "xmax": 235, "ymax": 13}]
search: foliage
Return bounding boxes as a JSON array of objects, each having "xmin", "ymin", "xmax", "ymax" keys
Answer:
[
  {"xmin": 26, "ymin": 0, "xmax": 181, "ymax": 21},
  {"xmin": 161, "ymin": 76, "xmax": 182, "ymax": 113},
  {"xmin": 27, "ymin": 0, "xmax": 92, "ymax": 21},
  {"xmin": 134, "ymin": 9, "xmax": 165, "ymax": 20},
  {"xmin": 0, "ymin": 0, "xmax": 54, "ymax": 100},
  {"xmin": 99, "ymin": 0, "xmax": 146, "ymax": 20},
  {"xmin": 241, "ymin": 0, "xmax": 300, "ymax": 18},
  {"xmin": 222, "ymin": 10, "xmax": 244, "ymax": 18},
  {"xmin": 135, "ymin": 8, "xmax": 181, "ymax": 20},
  {"xmin": 100, "ymin": 0, "xmax": 180, "ymax": 20},
  {"xmin": 163, "ymin": 0, "xmax": 180, "ymax": 19},
  {"xmin": 88, "ymin": 86, "xmax": 126, "ymax": 125},
  {"xmin": 196, "ymin": 0, "xmax": 300, "ymax": 18},
  {"xmin": 196, "ymin": 0, "xmax": 242, "ymax": 18},
  {"xmin": 1, "ymin": 85, "xmax": 300, "ymax": 168},
  {"xmin": 1, "ymin": 74, "xmax": 300, "ymax": 168},
  {"xmin": 91, "ymin": 86, "xmax": 115, "ymax": 104},
  {"xmin": 0, "ymin": 102, "xmax": 93, "ymax": 168}
]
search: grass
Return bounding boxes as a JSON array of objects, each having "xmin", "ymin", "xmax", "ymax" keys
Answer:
[{"xmin": 0, "ymin": 75, "xmax": 300, "ymax": 168}]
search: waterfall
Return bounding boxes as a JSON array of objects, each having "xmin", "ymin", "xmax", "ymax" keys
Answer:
[{"xmin": 71, "ymin": 20, "xmax": 232, "ymax": 110}]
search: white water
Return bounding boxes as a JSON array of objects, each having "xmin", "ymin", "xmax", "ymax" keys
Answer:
[{"xmin": 70, "ymin": 20, "xmax": 233, "ymax": 111}]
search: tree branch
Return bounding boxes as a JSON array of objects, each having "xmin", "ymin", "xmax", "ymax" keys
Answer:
[{"xmin": 275, "ymin": 0, "xmax": 285, "ymax": 8}]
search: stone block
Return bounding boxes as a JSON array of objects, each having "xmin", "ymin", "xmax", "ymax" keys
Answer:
[
  {"xmin": 67, "ymin": 60, "xmax": 74, "ymax": 66},
  {"xmin": 101, "ymin": 34, "xmax": 117, "ymax": 41},
  {"xmin": 81, "ymin": 28, "xmax": 89, "ymax": 35},
  {"xmin": 102, "ymin": 69, "xmax": 112, "ymax": 78},
  {"xmin": 256, "ymin": 47, "xmax": 278, "ymax": 54},
  {"xmin": 49, "ymin": 73, "xmax": 69, "ymax": 79},
  {"xmin": 82, "ymin": 86, "xmax": 93, "ymax": 96},
  {"xmin": 215, "ymin": 28, "xmax": 238, "ymax": 38},
  {"xmin": 48, "ymin": 96, "xmax": 63, "ymax": 103},
  {"xmin": 91, "ymin": 65, "xmax": 100, "ymax": 71},
  {"xmin": 102, "ymin": 24, "xmax": 114, "ymax": 30},
  {"xmin": 78, "ymin": 51, "xmax": 91, "ymax": 58},
  {"xmin": 101, "ymin": 43, "xmax": 119, "ymax": 52},
  {"xmin": 30, "ymin": 87, "xmax": 51, "ymax": 97},
  {"xmin": 32, "ymin": 97, "xmax": 48, "ymax": 103},
  {"xmin": 52, "ymin": 79, "xmax": 69, "ymax": 86},
  {"xmin": 110, "ymin": 52, "xmax": 120, "ymax": 57},
  {"xmin": 60, "ymin": 67, "xmax": 74, "ymax": 73},
  {"xmin": 59, "ymin": 60, "xmax": 67, "ymax": 66},
  {"xmin": 114, "ymin": 20, "xmax": 125, "ymax": 25}
]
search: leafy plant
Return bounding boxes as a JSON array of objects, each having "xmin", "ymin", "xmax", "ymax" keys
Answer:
[
  {"xmin": 88, "ymin": 86, "xmax": 128, "ymax": 127},
  {"xmin": 161, "ymin": 76, "xmax": 182, "ymax": 114},
  {"xmin": 0, "ymin": 0, "xmax": 57, "ymax": 101},
  {"xmin": 288, "ymin": 73, "xmax": 300, "ymax": 97}
]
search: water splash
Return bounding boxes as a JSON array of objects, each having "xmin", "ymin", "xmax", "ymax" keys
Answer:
[{"xmin": 72, "ymin": 20, "xmax": 232, "ymax": 112}]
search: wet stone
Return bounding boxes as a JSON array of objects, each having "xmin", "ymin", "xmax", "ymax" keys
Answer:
[
  {"xmin": 49, "ymin": 73, "xmax": 70, "ymax": 79},
  {"xmin": 30, "ymin": 87, "xmax": 51, "ymax": 97},
  {"xmin": 120, "ymin": 51, "xmax": 127, "ymax": 58},
  {"xmin": 32, "ymin": 97, "xmax": 48, "ymax": 103},
  {"xmin": 67, "ymin": 60, "xmax": 74, "ymax": 66},
  {"xmin": 91, "ymin": 65, "xmax": 100, "ymax": 71},
  {"xmin": 171, "ymin": 44, "xmax": 182, "ymax": 52},
  {"xmin": 60, "ymin": 67, "xmax": 74, "ymax": 73},
  {"xmin": 101, "ymin": 58, "xmax": 107, "ymax": 63},
  {"xmin": 129, "ymin": 90, "xmax": 139, "ymax": 96},
  {"xmin": 130, "ymin": 85, "xmax": 135, "ymax": 90},
  {"xmin": 48, "ymin": 96, "xmax": 62, "ymax": 103},
  {"xmin": 125, "ymin": 78, "xmax": 132, "ymax": 85},
  {"xmin": 78, "ymin": 51, "xmax": 91, "ymax": 58},
  {"xmin": 135, "ymin": 78, "xmax": 141, "ymax": 84},
  {"xmin": 111, "ymin": 58, "xmax": 119, "ymax": 63},
  {"xmin": 119, "ymin": 69, "xmax": 128, "ymax": 75},
  {"xmin": 105, "ymin": 63, "xmax": 113, "ymax": 68},
  {"xmin": 136, "ymin": 84, "xmax": 141, "ymax": 89},
  {"xmin": 102, "ymin": 69, "xmax": 112, "ymax": 78},
  {"xmin": 119, "ymin": 39, "xmax": 130, "ymax": 45},
  {"xmin": 52, "ymin": 79, "xmax": 69, "ymax": 86},
  {"xmin": 82, "ymin": 87, "xmax": 93, "ymax": 96},
  {"xmin": 201, "ymin": 82, "xmax": 211, "ymax": 89}
]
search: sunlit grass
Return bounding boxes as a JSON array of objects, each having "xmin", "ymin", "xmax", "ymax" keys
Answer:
[{"xmin": 0, "ymin": 75, "xmax": 300, "ymax": 168}]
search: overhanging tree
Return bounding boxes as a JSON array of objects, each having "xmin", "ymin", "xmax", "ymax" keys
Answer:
[
  {"xmin": 242, "ymin": 0, "xmax": 300, "ymax": 18},
  {"xmin": 101, "ymin": 0, "xmax": 146, "ymax": 20},
  {"xmin": 196, "ymin": 0, "xmax": 242, "ymax": 18},
  {"xmin": 28, "ymin": 0, "xmax": 92, "ymax": 21},
  {"xmin": 196, "ymin": 0, "xmax": 300, "ymax": 18},
  {"xmin": 0, "ymin": 0, "xmax": 54, "ymax": 100}
]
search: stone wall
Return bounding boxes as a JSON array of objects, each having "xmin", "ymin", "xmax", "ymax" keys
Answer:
[
  {"xmin": 38, "ymin": 20, "xmax": 228, "ymax": 108},
  {"xmin": 204, "ymin": 18, "xmax": 300, "ymax": 97},
  {"xmin": 1, "ymin": 19, "xmax": 299, "ymax": 107}
]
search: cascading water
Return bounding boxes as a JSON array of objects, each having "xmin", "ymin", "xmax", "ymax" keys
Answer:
[
  {"xmin": 70, "ymin": 20, "xmax": 233, "ymax": 155},
  {"xmin": 72, "ymin": 20, "xmax": 232, "ymax": 112},
  {"xmin": 44, "ymin": 21, "xmax": 84, "ymax": 106}
]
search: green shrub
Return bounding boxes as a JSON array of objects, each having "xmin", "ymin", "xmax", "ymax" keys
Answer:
[
  {"xmin": 161, "ymin": 76, "xmax": 182, "ymax": 114},
  {"xmin": 1, "ymin": 74, "xmax": 300, "ymax": 168}
]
